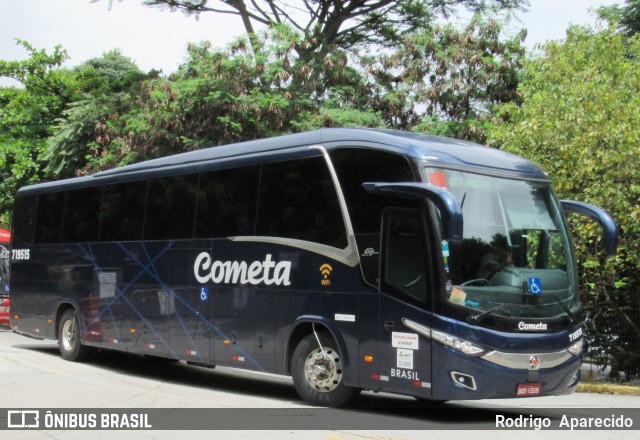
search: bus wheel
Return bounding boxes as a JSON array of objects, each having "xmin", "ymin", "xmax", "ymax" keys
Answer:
[
  {"xmin": 291, "ymin": 333, "xmax": 360, "ymax": 407},
  {"xmin": 58, "ymin": 309, "xmax": 92, "ymax": 362}
]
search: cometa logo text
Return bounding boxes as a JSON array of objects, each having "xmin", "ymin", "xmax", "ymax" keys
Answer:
[
  {"xmin": 194, "ymin": 252, "xmax": 292, "ymax": 286},
  {"xmin": 518, "ymin": 322, "xmax": 548, "ymax": 331}
]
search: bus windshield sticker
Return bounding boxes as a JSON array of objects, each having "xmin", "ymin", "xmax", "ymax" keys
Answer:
[
  {"xmin": 528, "ymin": 278, "xmax": 543, "ymax": 295},
  {"xmin": 441, "ymin": 240, "xmax": 454, "ymax": 287}
]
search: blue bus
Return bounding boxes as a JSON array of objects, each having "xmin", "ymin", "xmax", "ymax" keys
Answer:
[{"xmin": 9, "ymin": 128, "xmax": 618, "ymax": 406}]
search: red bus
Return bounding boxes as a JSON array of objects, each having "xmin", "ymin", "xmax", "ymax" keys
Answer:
[{"xmin": 0, "ymin": 227, "xmax": 9, "ymax": 325}]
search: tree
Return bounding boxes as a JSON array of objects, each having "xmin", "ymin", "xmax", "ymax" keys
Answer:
[
  {"xmin": 488, "ymin": 25, "xmax": 640, "ymax": 376},
  {"xmin": 97, "ymin": 0, "xmax": 528, "ymax": 94},
  {"xmin": 364, "ymin": 13, "xmax": 526, "ymax": 141},
  {"xmin": 598, "ymin": 0, "xmax": 640, "ymax": 37},
  {"xmin": 0, "ymin": 41, "xmax": 73, "ymax": 228},
  {"xmin": 43, "ymin": 50, "xmax": 149, "ymax": 178},
  {"xmin": 82, "ymin": 26, "xmax": 382, "ymax": 172},
  {"xmin": 0, "ymin": 44, "xmax": 150, "ymax": 227},
  {"xmin": 135, "ymin": 1, "xmax": 527, "ymax": 49}
]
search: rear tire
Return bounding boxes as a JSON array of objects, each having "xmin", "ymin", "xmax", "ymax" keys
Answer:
[
  {"xmin": 291, "ymin": 332, "xmax": 360, "ymax": 407},
  {"xmin": 58, "ymin": 309, "xmax": 92, "ymax": 362}
]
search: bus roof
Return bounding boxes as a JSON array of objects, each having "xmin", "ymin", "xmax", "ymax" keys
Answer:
[{"xmin": 17, "ymin": 128, "xmax": 548, "ymax": 196}]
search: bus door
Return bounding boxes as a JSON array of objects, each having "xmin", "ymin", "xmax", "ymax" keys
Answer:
[{"xmin": 376, "ymin": 208, "xmax": 434, "ymax": 397}]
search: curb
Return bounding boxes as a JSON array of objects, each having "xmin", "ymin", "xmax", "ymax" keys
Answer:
[{"xmin": 577, "ymin": 383, "xmax": 640, "ymax": 396}]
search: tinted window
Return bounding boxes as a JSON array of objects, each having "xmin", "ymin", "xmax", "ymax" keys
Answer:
[
  {"xmin": 257, "ymin": 156, "xmax": 346, "ymax": 248},
  {"xmin": 382, "ymin": 209, "xmax": 430, "ymax": 307},
  {"xmin": 35, "ymin": 192, "xmax": 65, "ymax": 244},
  {"xmin": 330, "ymin": 148, "xmax": 416, "ymax": 286},
  {"xmin": 145, "ymin": 174, "xmax": 199, "ymax": 240},
  {"xmin": 330, "ymin": 149, "xmax": 415, "ymax": 234},
  {"xmin": 100, "ymin": 180, "xmax": 148, "ymax": 242},
  {"xmin": 62, "ymin": 187, "xmax": 102, "ymax": 242},
  {"xmin": 13, "ymin": 196, "xmax": 37, "ymax": 244},
  {"xmin": 195, "ymin": 166, "xmax": 260, "ymax": 238}
]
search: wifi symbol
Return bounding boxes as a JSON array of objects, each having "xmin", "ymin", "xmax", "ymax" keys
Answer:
[
  {"xmin": 320, "ymin": 264, "xmax": 333, "ymax": 286},
  {"xmin": 320, "ymin": 264, "xmax": 333, "ymax": 278}
]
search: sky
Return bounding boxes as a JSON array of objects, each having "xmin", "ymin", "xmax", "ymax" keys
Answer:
[{"xmin": 0, "ymin": 0, "xmax": 622, "ymax": 84}]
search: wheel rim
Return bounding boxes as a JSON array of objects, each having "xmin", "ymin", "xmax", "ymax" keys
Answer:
[
  {"xmin": 61, "ymin": 318, "xmax": 76, "ymax": 352},
  {"xmin": 303, "ymin": 347, "xmax": 342, "ymax": 392}
]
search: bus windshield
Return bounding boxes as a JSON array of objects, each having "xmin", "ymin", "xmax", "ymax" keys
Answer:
[{"xmin": 426, "ymin": 168, "xmax": 577, "ymax": 321}]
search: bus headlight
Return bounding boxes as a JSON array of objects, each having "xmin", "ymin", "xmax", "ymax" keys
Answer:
[
  {"xmin": 567, "ymin": 339, "xmax": 583, "ymax": 356},
  {"xmin": 431, "ymin": 329, "xmax": 487, "ymax": 357},
  {"xmin": 402, "ymin": 318, "xmax": 488, "ymax": 357}
]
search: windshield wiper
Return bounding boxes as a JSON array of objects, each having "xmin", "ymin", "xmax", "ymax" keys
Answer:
[
  {"xmin": 469, "ymin": 296, "xmax": 576, "ymax": 326},
  {"xmin": 469, "ymin": 304, "xmax": 506, "ymax": 324},
  {"xmin": 549, "ymin": 294, "xmax": 577, "ymax": 325}
]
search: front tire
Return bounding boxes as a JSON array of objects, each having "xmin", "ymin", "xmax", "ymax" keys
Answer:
[
  {"xmin": 291, "ymin": 332, "xmax": 360, "ymax": 407},
  {"xmin": 58, "ymin": 309, "xmax": 92, "ymax": 362}
]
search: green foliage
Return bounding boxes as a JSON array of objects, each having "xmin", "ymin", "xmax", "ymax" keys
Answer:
[
  {"xmin": 364, "ymin": 13, "xmax": 526, "ymax": 141},
  {"xmin": 0, "ymin": 41, "xmax": 73, "ymax": 228},
  {"xmin": 82, "ymin": 27, "xmax": 383, "ymax": 171},
  {"xmin": 488, "ymin": 25, "xmax": 640, "ymax": 375},
  {"xmin": 44, "ymin": 51, "xmax": 148, "ymax": 177},
  {"xmin": 136, "ymin": 1, "xmax": 529, "ymax": 54},
  {"xmin": 598, "ymin": 0, "xmax": 640, "ymax": 37},
  {"xmin": 0, "ymin": 44, "xmax": 151, "ymax": 227}
]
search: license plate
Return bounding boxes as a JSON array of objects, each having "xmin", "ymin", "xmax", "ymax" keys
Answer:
[
  {"xmin": 516, "ymin": 383, "xmax": 542, "ymax": 396},
  {"xmin": 0, "ymin": 306, "xmax": 8, "ymax": 312}
]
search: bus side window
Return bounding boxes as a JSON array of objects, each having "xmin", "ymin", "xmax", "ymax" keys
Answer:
[
  {"xmin": 195, "ymin": 165, "xmax": 260, "ymax": 238},
  {"xmin": 381, "ymin": 209, "xmax": 430, "ymax": 307},
  {"xmin": 144, "ymin": 174, "xmax": 199, "ymax": 240},
  {"xmin": 13, "ymin": 196, "xmax": 37, "ymax": 245},
  {"xmin": 35, "ymin": 191, "xmax": 65, "ymax": 244},
  {"xmin": 330, "ymin": 148, "xmax": 417, "ymax": 287},
  {"xmin": 257, "ymin": 156, "xmax": 346, "ymax": 248},
  {"xmin": 62, "ymin": 187, "xmax": 102, "ymax": 243},
  {"xmin": 100, "ymin": 180, "xmax": 148, "ymax": 242}
]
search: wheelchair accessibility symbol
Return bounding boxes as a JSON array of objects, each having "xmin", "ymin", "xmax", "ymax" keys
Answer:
[
  {"xmin": 200, "ymin": 287, "xmax": 209, "ymax": 301},
  {"xmin": 528, "ymin": 278, "xmax": 543, "ymax": 295}
]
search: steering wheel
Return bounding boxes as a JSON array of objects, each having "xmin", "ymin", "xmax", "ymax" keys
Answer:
[
  {"xmin": 461, "ymin": 278, "xmax": 490, "ymax": 287},
  {"xmin": 404, "ymin": 274, "xmax": 422, "ymax": 288}
]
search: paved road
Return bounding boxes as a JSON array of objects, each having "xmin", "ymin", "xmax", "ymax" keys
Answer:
[{"xmin": 1, "ymin": 326, "xmax": 638, "ymax": 439}]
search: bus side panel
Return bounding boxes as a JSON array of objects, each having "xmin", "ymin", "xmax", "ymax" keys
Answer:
[
  {"xmin": 354, "ymin": 291, "xmax": 381, "ymax": 392},
  {"xmin": 11, "ymin": 245, "xmax": 95, "ymax": 340},
  {"xmin": 165, "ymin": 242, "xmax": 213, "ymax": 364},
  {"xmin": 83, "ymin": 240, "xmax": 213, "ymax": 363},
  {"xmin": 10, "ymin": 246, "xmax": 57, "ymax": 340},
  {"xmin": 12, "ymin": 238, "xmax": 373, "ymax": 391},
  {"xmin": 183, "ymin": 239, "xmax": 369, "ymax": 379},
  {"xmin": 274, "ymin": 290, "xmax": 363, "ymax": 383},
  {"xmin": 9, "ymin": 244, "xmax": 111, "ymax": 342},
  {"xmin": 212, "ymin": 284, "xmax": 257, "ymax": 370},
  {"xmin": 263, "ymin": 247, "xmax": 369, "ymax": 385}
]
